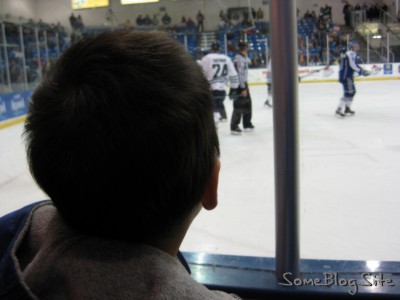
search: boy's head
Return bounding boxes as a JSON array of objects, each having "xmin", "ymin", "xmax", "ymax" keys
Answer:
[
  {"xmin": 211, "ymin": 41, "xmax": 221, "ymax": 52},
  {"xmin": 24, "ymin": 30, "xmax": 220, "ymax": 242},
  {"xmin": 350, "ymin": 41, "xmax": 360, "ymax": 52},
  {"xmin": 238, "ymin": 41, "xmax": 249, "ymax": 54}
]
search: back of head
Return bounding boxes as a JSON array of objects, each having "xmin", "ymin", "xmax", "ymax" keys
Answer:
[
  {"xmin": 238, "ymin": 41, "xmax": 249, "ymax": 52},
  {"xmin": 211, "ymin": 41, "xmax": 220, "ymax": 52},
  {"xmin": 349, "ymin": 41, "xmax": 360, "ymax": 51},
  {"xmin": 24, "ymin": 30, "xmax": 219, "ymax": 241}
]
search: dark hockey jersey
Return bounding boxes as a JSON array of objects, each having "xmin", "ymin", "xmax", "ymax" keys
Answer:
[{"xmin": 339, "ymin": 50, "xmax": 362, "ymax": 82}]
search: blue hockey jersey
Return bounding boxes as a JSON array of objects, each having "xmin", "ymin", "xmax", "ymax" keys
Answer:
[{"xmin": 339, "ymin": 50, "xmax": 362, "ymax": 82}]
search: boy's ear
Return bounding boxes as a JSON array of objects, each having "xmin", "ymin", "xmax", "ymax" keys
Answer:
[{"xmin": 202, "ymin": 159, "xmax": 220, "ymax": 211}]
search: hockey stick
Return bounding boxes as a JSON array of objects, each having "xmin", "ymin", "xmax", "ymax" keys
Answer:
[
  {"xmin": 355, "ymin": 65, "xmax": 383, "ymax": 77},
  {"xmin": 368, "ymin": 64, "xmax": 384, "ymax": 74},
  {"xmin": 298, "ymin": 65, "xmax": 331, "ymax": 82}
]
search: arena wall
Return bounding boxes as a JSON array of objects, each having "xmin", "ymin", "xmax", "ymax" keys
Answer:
[
  {"xmin": 3, "ymin": 0, "xmax": 396, "ymax": 33},
  {"xmin": 248, "ymin": 63, "xmax": 400, "ymax": 85}
]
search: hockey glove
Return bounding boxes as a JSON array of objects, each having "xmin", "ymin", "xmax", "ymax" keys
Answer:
[
  {"xmin": 361, "ymin": 69, "xmax": 370, "ymax": 77},
  {"xmin": 229, "ymin": 88, "xmax": 240, "ymax": 100}
]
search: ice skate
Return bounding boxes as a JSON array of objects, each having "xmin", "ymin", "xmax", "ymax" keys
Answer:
[
  {"xmin": 335, "ymin": 108, "xmax": 345, "ymax": 118},
  {"xmin": 345, "ymin": 107, "xmax": 355, "ymax": 116},
  {"xmin": 243, "ymin": 124, "xmax": 255, "ymax": 132},
  {"xmin": 231, "ymin": 127, "xmax": 242, "ymax": 135}
]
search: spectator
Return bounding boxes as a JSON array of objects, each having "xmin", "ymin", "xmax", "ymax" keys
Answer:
[
  {"xmin": 219, "ymin": 15, "xmax": 227, "ymax": 29},
  {"xmin": 186, "ymin": 17, "xmax": 196, "ymax": 32},
  {"xmin": 196, "ymin": 11, "xmax": 205, "ymax": 32},
  {"xmin": 310, "ymin": 10, "xmax": 317, "ymax": 21},
  {"xmin": 354, "ymin": 3, "xmax": 362, "ymax": 22},
  {"xmin": 136, "ymin": 14, "xmax": 144, "ymax": 26},
  {"xmin": 219, "ymin": 10, "xmax": 227, "ymax": 22},
  {"xmin": 152, "ymin": 13, "xmax": 159, "ymax": 26},
  {"xmin": 143, "ymin": 14, "xmax": 152, "ymax": 26},
  {"xmin": 105, "ymin": 9, "xmax": 118, "ymax": 26},
  {"xmin": 0, "ymin": 30, "xmax": 242, "ymax": 300},
  {"xmin": 122, "ymin": 19, "xmax": 133, "ymax": 29},
  {"xmin": 361, "ymin": 3, "xmax": 368, "ymax": 21},
  {"xmin": 69, "ymin": 13, "xmax": 78, "ymax": 31},
  {"xmin": 298, "ymin": 48, "xmax": 306, "ymax": 66},
  {"xmin": 381, "ymin": 3, "xmax": 388, "ymax": 24},
  {"xmin": 76, "ymin": 15, "xmax": 84, "ymax": 31},
  {"xmin": 256, "ymin": 8, "xmax": 264, "ymax": 20},
  {"xmin": 317, "ymin": 16, "xmax": 326, "ymax": 31},
  {"xmin": 304, "ymin": 10, "xmax": 312, "ymax": 20},
  {"xmin": 321, "ymin": 4, "xmax": 332, "ymax": 21},
  {"xmin": 162, "ymin": 12, "xmax": 171, "ymax": 26},
  {"xmin": 343, "ymin": 1, "xmax": 351, "ymax": 27}
]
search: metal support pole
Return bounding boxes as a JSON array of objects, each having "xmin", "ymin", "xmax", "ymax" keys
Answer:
[
  {"xmin": 305, "ymin": 36, "xmax": 309, "ymax": 66},
  {"xmin": 18, "ymin": 25, "xmax": 28, "ymax": 90},
  {"xmin": 387, "ymin": 32, "xmax": 390, "ymax": 63},
  {"xmin": 326, "ymin": 34, "xmax": 330, "ymax": 64},
  {"xmin": 367, "ymin": 34, "xmax": 370, "ymax": 64},
  {"xmin": 224, "ymin": 33, "xmax": 227, "ymax": 55},
  {"xmin": 1, "ymin": 23, "xmax": 12, "ymax": 91},
  {"xmin": 184, "ymin": 34, "xmax": 188, "ymax": 52},
  {"xmin": 43, "ymin": 30, "xmax": 49, "ymax": 64},
  {"xmin": 55, "ymin": 32, "xmax": 60, "ymax": 57},
  {"xmin": 270, "ymin": 0, "xmax": 300, "ymax": 281},
  {"xmin": 34, "ymin": 28, "xmax": 43, "ymax": 80}
]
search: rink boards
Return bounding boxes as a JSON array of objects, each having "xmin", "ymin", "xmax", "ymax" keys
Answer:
[
  {"xmin": 0, "ymin": 64, "xmax": 399, "ymax": 129},
  {"xmin": 249, "ymin": 63, "xmax": 400, "ymax": 85}
]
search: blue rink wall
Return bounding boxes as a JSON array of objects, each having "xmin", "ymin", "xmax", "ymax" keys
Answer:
[
  {"xmin": 0, "ymin": 63, "xmax": 399, "ymax": 129},
  {"xmin": 0, "ymin": 91, "xmax": 32, "ymax": 129}
]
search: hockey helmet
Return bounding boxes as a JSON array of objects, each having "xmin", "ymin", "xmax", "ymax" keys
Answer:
[{"xmin": 349, "ymin": 41, "xmax": 360, "ymax": 49}]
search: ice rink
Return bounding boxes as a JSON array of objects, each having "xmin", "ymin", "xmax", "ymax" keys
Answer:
[{"xmin": 1, "ymin": 79, "xmax": 399, "ymax": 262}]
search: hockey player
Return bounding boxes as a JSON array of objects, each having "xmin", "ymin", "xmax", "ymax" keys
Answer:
[
  {"xmin": 336, "ymin": 41, "xmax": 369, "ymax": 118},
  {"xmin": 264, "ymin": 55, "xmax": 273, "ymax": 108},
  {"xmin": 200, "ymin": 42, "xmax": 239, "ymax": 125},
  {"xmin": 231, "ymin": 41, "xmax": 255, "ymax": 135}
]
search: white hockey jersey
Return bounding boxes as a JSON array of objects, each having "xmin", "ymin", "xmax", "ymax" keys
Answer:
[{"xmin": 200, "ymin": 53, "xmax": 239, "ymax": 91}]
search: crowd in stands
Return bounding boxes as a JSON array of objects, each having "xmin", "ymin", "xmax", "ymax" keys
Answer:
[
  {"xmin": 296, "ymin": 4, "xmax": 357, "ymax": 67},
  {"xmin": 0, "ymin": 16, "xmax": 69, "ymax": 90},
  {"xmin": 69, "ymin": 13, "xmax": 85, "ymax": 31},
  {"xmin": 2, "ymin": 2, "xmax": 396, "ymax": 92},
  {"xmin": 343, "ymin": 1, "xmax": 392, "ymax": 28},
  {"xmin": 82, "ymin": 4, "xmax": 400, "ymax": 71},
  {"xmin": 0, "ymin": 4, "xmax": 346, "ymax": 93},
  {"xmin": 118, "ymin": 10, "xmax": 205, "ymax": 34}
]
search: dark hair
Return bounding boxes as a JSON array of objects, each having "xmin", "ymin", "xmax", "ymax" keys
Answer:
[
  {"xmin": 238, "ymin": 41, "xmax": 249, "ymax": 51},
  {"xmin": 211, "ymin": 41, "xmax": 220, "ymax": 51},
  {"xmin": 24, "ymin": 30, "xmax": 219, "ymax": 241}
]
